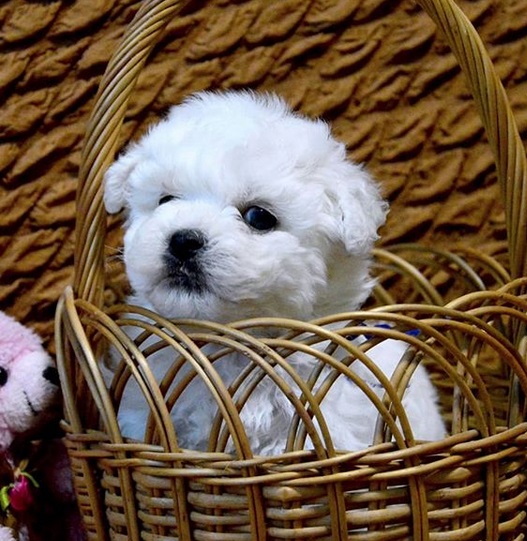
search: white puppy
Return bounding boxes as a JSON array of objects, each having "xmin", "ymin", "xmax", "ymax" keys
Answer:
[{"xmin": 103, "ymin": 91, "xmax": 445, "ymax": 453}]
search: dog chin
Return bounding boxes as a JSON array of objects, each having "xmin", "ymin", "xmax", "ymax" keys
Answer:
[
  {"xmin": 130, "ymin": 281, "xmax": 316, "ymax": 324},
  {"xmin": 129, "ymin": 287, "xmax": 220, "ymax": 321}
]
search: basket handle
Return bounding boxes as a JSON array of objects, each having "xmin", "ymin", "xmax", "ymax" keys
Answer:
[
  {"xmin": 74, "ymin": 0, "xmax": 190, "ymax": 306},
  {"xmin": 417, "ymin": 0, "xmax": 526, "ymax": 280},
  {"xmin": 73, "ymin": 0, "xmax": 527, "ymax": 306}
]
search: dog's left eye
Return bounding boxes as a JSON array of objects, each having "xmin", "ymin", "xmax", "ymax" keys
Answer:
[
  {"xmin": 242, "ymin": 206, "xmax": 277, "ymax": 231},
  {"xmin": 159, "ymin": 195, "xmax": 176, "ymax": 206}
]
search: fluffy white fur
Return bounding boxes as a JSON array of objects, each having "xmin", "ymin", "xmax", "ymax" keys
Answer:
[{"xmin": 103, "ymin": 91, "xmax": 445, "ymax": 453}]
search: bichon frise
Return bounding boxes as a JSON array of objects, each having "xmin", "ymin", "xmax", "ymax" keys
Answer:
[{"xmin": 103, "ymin": 90, "xmax": 445, "ymax": 453}]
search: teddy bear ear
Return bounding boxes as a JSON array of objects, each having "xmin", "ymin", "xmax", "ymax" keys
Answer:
[
  {"xmin": 103, "ymin": 147, "xmax": 141, "ymax": 214},
  {"xmin": 332, "ymin": 163, "xmax": 388, "ymax": 256}
]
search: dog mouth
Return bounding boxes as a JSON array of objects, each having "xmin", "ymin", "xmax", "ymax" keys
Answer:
[
  {"xmin": 163, "ymin": 255, "xmax": 208, "ymax": 293},
  {"xmin": 161, "ymin": 229, "xmax": 210, "ymax": 293}
]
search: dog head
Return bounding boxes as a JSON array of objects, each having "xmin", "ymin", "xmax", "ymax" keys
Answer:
[{"xmin": 104, "ymin": 91, "xmax": 387, "ymax": 321}]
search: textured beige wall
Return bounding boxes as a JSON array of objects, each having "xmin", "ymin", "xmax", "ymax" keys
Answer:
[{"xmin": 1, "ymin": 0, "xmax": 527, "ymax": 344}]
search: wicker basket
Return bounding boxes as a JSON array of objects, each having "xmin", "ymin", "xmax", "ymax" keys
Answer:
[{"xmin": 55, "ymin": 0, "xmax": 527, "ymax": 539}]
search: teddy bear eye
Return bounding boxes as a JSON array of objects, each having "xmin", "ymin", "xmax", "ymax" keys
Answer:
[
  {"xmin": 242, "ymin": 206, "xmax": 277, "ymax": 232},
  {"xmin": 0, "ymin": 367, "xmax": 8, "ymax": 386},
  {"xmin": 159, "ymin": 194, "xmax": 176, "ymax": 206}
]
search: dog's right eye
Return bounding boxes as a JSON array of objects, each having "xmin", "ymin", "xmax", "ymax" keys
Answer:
[
  {"xmin": 242, "ymin": 206, "xmax": 277, "ymax": 231},
  {"xmin": 159, "ymin": 195, "xmax": 176, "ymax": 206}
]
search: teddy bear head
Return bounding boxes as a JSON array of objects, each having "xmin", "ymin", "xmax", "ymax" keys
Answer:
[{"xmin": 0, "ymin": 312, "xmax": 60, "ymax": 452}]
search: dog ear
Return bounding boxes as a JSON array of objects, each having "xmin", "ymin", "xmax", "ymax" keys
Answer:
[
  {"xmin": 103, "ymin": 148, "xmax": 139, "ymax": 214},
  {"xmin": 332, "ymin": 163, "xmax": 388, "ymax": 256}
]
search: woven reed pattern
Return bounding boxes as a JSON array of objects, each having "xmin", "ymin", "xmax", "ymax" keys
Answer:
[{"xmin": 55, "ymin": 0, "xmax": 527, "ymax": 540}]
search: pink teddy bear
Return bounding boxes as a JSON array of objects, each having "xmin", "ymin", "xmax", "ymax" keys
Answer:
[
  {"xmin": 0, "ymin": 311, "xmax": 59, "ymax": 452},
  {"xmin": 0, "ymin": 311, "xmax": 60, "ymax": 541}
]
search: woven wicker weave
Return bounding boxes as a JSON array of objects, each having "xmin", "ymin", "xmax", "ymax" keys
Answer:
[{"xmin": 56, "ymin": 1, "xmax": 527, "ymax": 540}]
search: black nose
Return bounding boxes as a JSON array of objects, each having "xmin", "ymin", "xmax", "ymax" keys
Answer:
[
  {"xmin": 43, "ymin": 366, "xmax": 60, "ymax": 386},
  {"xmin": 168, "ymin": 229, "xmax": 206, "ymax": 261}
]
